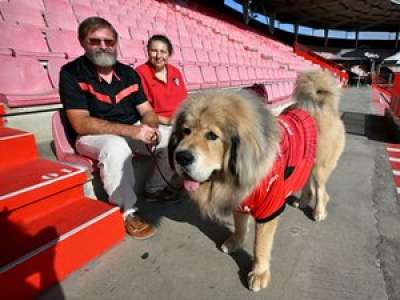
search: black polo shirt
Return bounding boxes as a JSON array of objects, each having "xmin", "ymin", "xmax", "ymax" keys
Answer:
[{"xmin": 59, "ymin": 55, "xmax": 147, "ymax": 125}]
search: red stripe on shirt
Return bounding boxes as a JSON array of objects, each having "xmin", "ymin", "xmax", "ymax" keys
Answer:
[
  {"xmin": 78, "ymin": 82, "xmax": 112, "ymax": 104},
  {"xmin": 115, "ymin": 84, "xmax": 139, "ymax": 104}
]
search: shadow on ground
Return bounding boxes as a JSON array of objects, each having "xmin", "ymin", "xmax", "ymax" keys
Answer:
[{"xmin": 137, "ymin": 195, "xmax": 254, "ymax": 289}]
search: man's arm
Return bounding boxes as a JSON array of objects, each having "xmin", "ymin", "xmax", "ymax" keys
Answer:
[{"xmin": 66, "ymin": 109, "xmax": 158, "ymax": 144}]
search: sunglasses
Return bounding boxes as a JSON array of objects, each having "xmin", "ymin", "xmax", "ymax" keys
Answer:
[{"xmin": 87, "ymin": 38, "xmax": 116, "ymax": 47}]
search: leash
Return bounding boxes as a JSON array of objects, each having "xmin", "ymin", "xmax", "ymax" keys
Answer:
[{"xmin": 145, "ymin": 144, "xmax": 180, "ymax": 192}]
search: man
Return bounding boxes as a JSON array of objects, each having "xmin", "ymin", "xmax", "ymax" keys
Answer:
[{"xmin": 59, "ymin": 17, "xmax": 170, "ymax": 239}]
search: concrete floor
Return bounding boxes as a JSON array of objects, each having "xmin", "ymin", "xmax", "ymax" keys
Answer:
[{"xmin": 34, "ymin": 86, "xmax": 400, "ymax": 300}]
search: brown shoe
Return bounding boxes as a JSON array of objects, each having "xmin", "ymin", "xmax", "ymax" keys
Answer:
[{"xmin": 125, "ymin": 213, "xmax": 156, "ymax": 240}]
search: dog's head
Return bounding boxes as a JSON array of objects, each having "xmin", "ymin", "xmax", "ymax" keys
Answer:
[{"xmin": 169, "ymin": 91, "xmax": 279, "ymax": 194}]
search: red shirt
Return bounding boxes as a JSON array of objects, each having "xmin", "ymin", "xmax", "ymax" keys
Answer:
[
  {"xmin": 136, "ymin": 62, "xmax": 187, "ymax": 118},
  {"xmin": 238, "ymin": 109, "xmax": 317, "ymax": 222}
]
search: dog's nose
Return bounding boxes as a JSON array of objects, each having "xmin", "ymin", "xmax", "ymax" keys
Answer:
[{"xmin": 175, "ymin": 150, "xmax": 194, "ymax": 167}]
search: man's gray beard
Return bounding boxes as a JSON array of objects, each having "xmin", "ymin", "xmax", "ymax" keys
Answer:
[{"xmin": 86, "ymin": 50, "xmax": 117, "ymax": 67}]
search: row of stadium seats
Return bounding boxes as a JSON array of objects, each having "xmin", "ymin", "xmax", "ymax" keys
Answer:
[
  {"xmin": 0, "ymin": 0, "xmax": 317, "ymax": 109},
  {"xmin": 0, "ymin": 55, "xmax": 296, "ymax": 107}
]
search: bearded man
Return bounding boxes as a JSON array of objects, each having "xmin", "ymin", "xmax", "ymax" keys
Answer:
[{"xmin": 59, "ymin": 17, "xmax": 170, "ymax": 239}]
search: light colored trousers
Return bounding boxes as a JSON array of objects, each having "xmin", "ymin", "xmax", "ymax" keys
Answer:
[{"xmin": 75, "ymin": 125, "xmax": 173, "ymax": 213}]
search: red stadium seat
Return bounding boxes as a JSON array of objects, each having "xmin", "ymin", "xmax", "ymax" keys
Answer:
[
  {"xmin": 0, "ymin": 2, "xmax": 46, "ymax": 28},
  {"xmin": 238, "ymin": 66, "xmax": 250, "ymax": 85},
  {"xmin": 215, "ymin": 66, "xmax": 230, "ymax": 87},
  {"xmin": 181, "ymin": 47, "xmax": 197, "ymax": 65},
  {"xmin": 119, "ymin": 39, "xmax": 147, "ymax": 65},
  {"xmin": 200, "ymin": 66, "xmax": 217, "ymax": 88},
  {"xmin": 52, "ymin": 111, "xmax": 95, "ymax": 172},
  {"xmin": 72, "ymin": 4, "xmax": 98, "ymax": 22},
  {"xmin": 183, "ymin": 65, "xmax": 203, "ymax": 90},
  {"xmin": 195, "ymin": 49, "xmax": 209, "ymax": 65},
  {"xmin": 228, "ymin": 66, "xmax": 241, "ymax": 86},
  {"xmin": 44, "ymin": 10, "xmax": 78, "ymax": 31},
  {"xmin": 207, "ymin": 50, "xmax": 220, "ymax": 65},
  {"xmin": 0, "ymin": 24, "xmax": 65, "ymax": 59},
  {"xmin": 47, "ymin": 58, "xmax": 69, "ymax": 89},
  {"xmin": 169, "ymin": 46, "xmax": 183, "ymax": 66},
  {"xmin": 0, "ymin": 56, "xmax": 59, "ymax": 107},
  {"xmin": 43, "ymin": 0, "xmax": 73, "ymax": 12},
  {"xmin": 46, "ymin": 29, "xmax": 83, "ymax": 59},
  {"xmin": 10, "ymin": 0, "xmax": 45, "ymax": 10}
]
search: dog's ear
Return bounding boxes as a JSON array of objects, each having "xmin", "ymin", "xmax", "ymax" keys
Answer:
[
  {"xmin": 228, "ymin": 135, "xmax": 240, "ymax": 182},
  {"xmin": 168, "ymin": 131, "xmax": 179, "ymax": 170},
  {"xmin": 168, "ymin": 111, "xmax": 186, "ymax": 170}
]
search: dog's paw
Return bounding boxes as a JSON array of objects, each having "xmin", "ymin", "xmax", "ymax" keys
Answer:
[
  {"xmin": 248, "ymin": 270, "xmax": 270, "ymax": 292},
  {"xmin": 220, "ymin": 235, "xmax": 243, "ymax": 254},
  {"xmin": 313, "ymin": 209, "xmax": 328, "ymax": 222}
]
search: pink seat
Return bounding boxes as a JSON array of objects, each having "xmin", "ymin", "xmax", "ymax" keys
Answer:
[
  {"xmin": 247, "ymin": 67, "xmax": 257, "ymax": 84},
  {"xmin": 200, "ymin": 66, "xmax": 217, "ymax": 89},
  {"xmin": 47, "ymin": 29, "xmax": 83, "ymax": 59},
  {"xmin": 72, "ymin": 4, "xmax": 98, "ymax": 22},
  {"xmin": 181, "ymin": 47, "xmax": 197, "ymax": 65},
  {"xmin": 0, "ymin": 56, "xmax": 59, "ymax": 107},
  {"xmin": 0, "ymin": 24, "xmax": 65, "ymax": 59},
  {"xmin": 119, "ymin": 39, "xmax": 146, "ymax": 65},
  {"xmin": 208, "ymin": 50, "xmax": 220, "ymax": 65},
  {"xmin": 179, "ymin": 35, "xmax": 192, "ymax": 48},
  {"xmin": 195, "ymin": 49, "xmax": 209, "ymax": 65},
  {"xmin": 10, "ymin": 0, "xmax": 45, "ymax": 10},
  {"xmin": 215, "ymin": 66, "xmax": 230, "ymax": 87},
  {"xmin": 43, "ymin": 0, "xmax": 73, "ymax": 14},
  {"xmin": 228, "ymin": 66, "xmax": 241, "ymax": 86},
  {"xmin": 183, "ymin": 65, "xmax": 202, "ymax": 90},
  {"xmin": 169, "ymin": 47, "xmax": 183, "ymax": 66},
  {"xmin": 0, "ymin": 2, "xmax": 46, "ymax": 28},
  {"xmin": 191, "ymin": 36, "xmax": 203, "ymax": 49},
  {"xmin": 44, "ymin": 10, "xmax": 78, "ymax": 31},
  {"xmin": 52, "ymin": 111, "xmax": 95, "ymax": 172},
  {"xmin": 238, "ymin": 66, "xmax": 250, "ymax": 85},
  {"xmin": 47, "ymin": 58, "xmax": 69, "ymax": 88}
]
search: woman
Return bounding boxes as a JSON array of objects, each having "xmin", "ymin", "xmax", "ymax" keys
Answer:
[{"xmin": 136, "ymin": 35, "xmax": 187, "ymax": 202}]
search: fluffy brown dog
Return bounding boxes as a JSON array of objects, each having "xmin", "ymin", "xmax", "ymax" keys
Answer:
[{"xmin": 168, "ymin": 70, "xmax": 345, "ymax": 291}]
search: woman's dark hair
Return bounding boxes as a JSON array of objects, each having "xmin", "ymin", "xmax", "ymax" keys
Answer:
[
  {"xmin": 78, "ymin": 16, "xmax": 118, "ymax": 44},
  {"xmin": 147, "ymin": 34, "xmax": 173, "ymax": 55}
]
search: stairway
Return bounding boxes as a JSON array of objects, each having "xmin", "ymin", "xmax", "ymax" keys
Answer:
[{"xmin": 0, "ymin": 124, "xmax": 125, "ymax": 300}]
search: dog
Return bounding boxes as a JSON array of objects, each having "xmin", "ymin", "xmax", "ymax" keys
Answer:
[{"xmin": 168, "ymin": 70, "xmax": 345, "ymax": 292}]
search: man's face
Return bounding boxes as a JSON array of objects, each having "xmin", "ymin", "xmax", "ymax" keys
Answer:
[{"xmin": 83, "ymin": 27, "xmax": 117, "ymax": 67}]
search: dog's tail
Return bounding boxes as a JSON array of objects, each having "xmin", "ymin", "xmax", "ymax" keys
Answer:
[{"xmin": 293, "ymin": 70, "xmax": 340, "ymax": 114}]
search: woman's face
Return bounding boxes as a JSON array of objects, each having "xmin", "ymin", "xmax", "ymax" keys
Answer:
[{"xmin": 148, "ymin": 40, "xmax": 170, "ymax": 71}]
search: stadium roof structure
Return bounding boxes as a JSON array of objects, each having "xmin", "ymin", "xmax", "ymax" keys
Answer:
[{"xmin": 236, "ymin": 0, "xmax": 400, "ymax": 32}]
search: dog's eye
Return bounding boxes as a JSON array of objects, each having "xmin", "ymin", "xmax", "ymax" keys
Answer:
[
  {"xmin": 183, "ymin": 127, "xmax": 191, "ymax": 135},
  {"xmin": 205, "ymin": 131, "xmax": 218, "ymax": 141}
]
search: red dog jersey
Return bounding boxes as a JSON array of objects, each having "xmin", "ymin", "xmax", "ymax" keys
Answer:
[{"xmin": 238, "ymin": 108, "xmax": 317, "ymax": 223}]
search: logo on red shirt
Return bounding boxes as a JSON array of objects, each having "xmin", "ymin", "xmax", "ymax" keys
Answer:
[{"xmin": 173, "ymin": 77, "xmax": 180, "ymax": 86}]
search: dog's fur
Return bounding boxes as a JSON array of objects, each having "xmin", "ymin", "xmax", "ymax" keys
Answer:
[{"xmin": 168, "ymin": 70, "xmax": 345, "ymax": 291}]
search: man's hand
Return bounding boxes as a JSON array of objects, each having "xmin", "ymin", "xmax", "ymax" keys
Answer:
[{"xmin": 132, "ymin": 124, "xmax": 160, "ymax": 145}]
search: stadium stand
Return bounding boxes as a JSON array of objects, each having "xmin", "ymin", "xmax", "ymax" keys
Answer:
[{"xmin": 0, "ymin": 0, "xmax": 330, "ymax": 297}]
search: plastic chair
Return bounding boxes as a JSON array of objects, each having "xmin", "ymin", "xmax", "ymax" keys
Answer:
[
  {"xmin": 52, "ymin": 111, "xmax": 95, "ymax": 172},
  {"xmin": 182, "ymin": 65, "xmax": 202, "ymax": 90},
  {"xmin": 0, "ymin": 56, "xmax": 59, "ymax": 107},
  {"xmin": 46, "ymin": 29, "xmax": 83, "ymax": 59},
  {"xmin": 0, "ymin": 2, "xmax": 46, "ymax": 28},
  {"xmin": 0, "ymin": 24, "xmax": 65, "ymax": 59}
]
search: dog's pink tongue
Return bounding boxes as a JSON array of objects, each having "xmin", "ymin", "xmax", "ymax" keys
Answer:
[{"xmin": 183, "ymin": 179, "xmax": 200, "ymax": 192}]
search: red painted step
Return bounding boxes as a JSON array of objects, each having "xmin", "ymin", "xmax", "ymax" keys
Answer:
[
  {"xmin": 0, "ymin": 197, "xmax": 124, "ymax": 300},
  {"xmin": 0, "ymin": 158, "xmax": 87, "ymax": 212},
  {"xmin": 0, "ymin": 103, "xmax": 5, "ymax": 127},
  {"xmin": 0, "ymin": 127, "xmax": 38, "ymax": 167}
]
